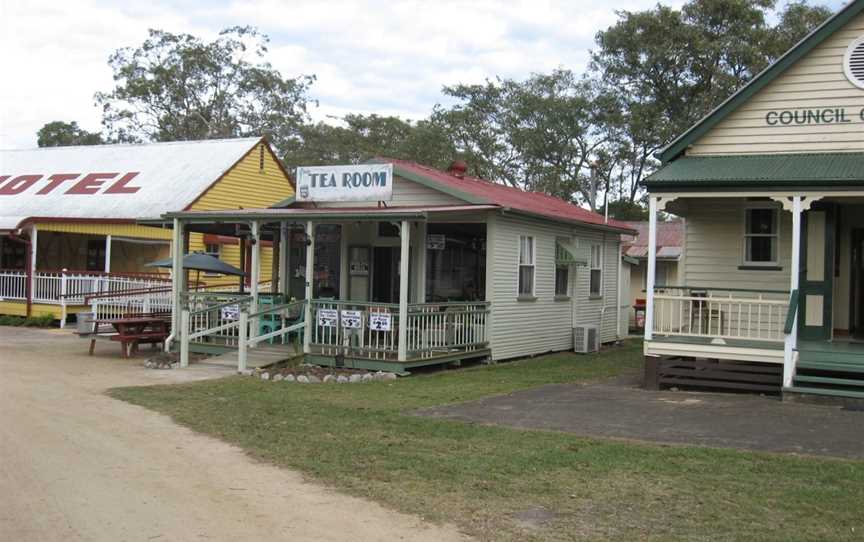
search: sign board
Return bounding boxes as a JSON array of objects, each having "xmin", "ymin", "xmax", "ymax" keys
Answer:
[
  {"xmin": 368, "ymin": 312, "xmax": 392, "ymax": 332},
  {"xmin": 317, "ymin": 309, "xmax": 338, "ymax": 327},
  {"xmin": 341, "ymin": 310, "xmax": 362, "ymax": 329},
  {"xmin": 295, "ymin": 163, "xmax": 393, "ymax": 203},
  {"xmin": 220, "ymin": 304, "xmax": 240, "ymax": 321},
  {"xmin": 426, "ymin": 234, "xmax": 446, "ymax": 251}
]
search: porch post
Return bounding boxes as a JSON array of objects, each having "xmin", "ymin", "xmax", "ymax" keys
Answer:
[
  {"xmin": 303, "ymin": 221, "xmax": 315, "ymax": 354},
  {"xmin": 28, "ymin": 224, "xmax": 37, "ymax": 316},
  {"xmin": 279, "ymin": 221, "xmax": 289, "ymax": 296},
  {"xmin": 616, "ymin": 237, "xmax": 624, "ymax": 339},
  {"xmin": 169, "ymin": 218, "xmax": 185, "ymax": 353},
  {"xmin": 104, "ymin": 234, "xmax": 112, "ymax": 273},
  {"xmin": 415, "ymin": 221, "xmax": 427, "ymax": 303},
  {"xmin": 784, "ymin": 196, "xmax": 803, "ymax": 388},
  {"xmin": 398, "ymin": 220, "xmax": 410, "ymax": 361},
  {"xmin": 249, "ymin": 220, "xmax": 260, "ymax": 342},
  {"xmin": 339, "ymin": 222, "xmax": 349, "ymax": 300},
  {"xmin": 644, "ymin": 197, "xmax": 658, "ymax": 341}
]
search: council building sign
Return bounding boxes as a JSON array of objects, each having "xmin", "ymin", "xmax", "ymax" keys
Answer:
[
  {"xmin": 295, "ymin": 163, "xmax": 393, "ymax": 203},
  {"xmin": 764, "ymin": 105, "xmax": 864, "ymax": 126}
]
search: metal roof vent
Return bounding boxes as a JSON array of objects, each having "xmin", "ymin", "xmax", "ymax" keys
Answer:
[{"xmin": 844, "ymin": 36, "xmax": 864, "ymax": 89}]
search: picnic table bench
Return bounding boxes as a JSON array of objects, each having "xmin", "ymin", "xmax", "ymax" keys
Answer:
[{"xmin": 88, "ymin": 315, "xmax": 170, "ymax": 358}]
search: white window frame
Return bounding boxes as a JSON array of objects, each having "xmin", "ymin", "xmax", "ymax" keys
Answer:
[
  {"xmin": 589, "ymin": 243, "xmax": 603, "ymax": 297},
  {"xmin": 742, "ymin": 203, "xmax": 780, "ymax": 267},
  {"xmin": 517, "ymin": 235, "xmax": 536, "ymax": 297}
]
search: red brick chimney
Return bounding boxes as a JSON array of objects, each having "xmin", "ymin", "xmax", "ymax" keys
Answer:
[{"xmin": 447, "ymin": 160, "xmax": 467, "ymax": 179}]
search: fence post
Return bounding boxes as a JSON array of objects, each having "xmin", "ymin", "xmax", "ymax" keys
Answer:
[
  {"xmin": 180, "ymin": 308, "xmax": 190, "ymax": 368},
  {"xmin": 238, "ymin": 311, "xmax": 248, "ymax": 373}
]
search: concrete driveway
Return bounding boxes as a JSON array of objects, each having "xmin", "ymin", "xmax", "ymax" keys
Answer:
[
  {"xmin": 417, "ymin": 379, "xmax": 864, "ymax": 459},
  {"xmin": 0, "ymin": 327, "xmax": 468, "ymax": 542}
]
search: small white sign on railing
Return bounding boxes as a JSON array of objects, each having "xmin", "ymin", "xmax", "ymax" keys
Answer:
[
  {"xmin": 220, "ymin": 304, "xmax": 240, "ymax": 321},
  {"xmin": 341, "ymin": 310, "xmax": 362, "ymax": 328},
  {"xmin": 369, "ymin": 312, "xmax": 392, "ymax": 332},
  {"xmin": 318, "ymin": 308, "xmax": 338, "ymax": 327}
]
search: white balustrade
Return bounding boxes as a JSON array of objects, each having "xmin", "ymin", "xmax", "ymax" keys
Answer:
[{"xmin": 652, "ymin": 287, "xmax": 788, "ymax": 343}]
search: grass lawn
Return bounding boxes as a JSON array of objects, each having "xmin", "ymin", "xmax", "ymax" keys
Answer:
[{"xmin": 110, "ymin": 341, "xmax": 864, "ymax": 541}]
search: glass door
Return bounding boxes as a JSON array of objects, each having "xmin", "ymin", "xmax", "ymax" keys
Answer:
[{"xmin": 799, "ymin": 205, "xmax": 835, "ymax": 341}]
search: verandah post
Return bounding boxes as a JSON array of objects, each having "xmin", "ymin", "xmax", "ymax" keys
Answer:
[
  {"xmin": 784, "ymin": 195, "xmax": 802, "ymax": 388},
  {"xmin": 303, "ymin": 221, "xmax": 315, "ymax": 355},
  {"xmin": 398, "ymin": 219, "xmax": 410, "ymax": 361},
  {"xmin": 645, "ymin": 197, "xmax": 658, "ymax": 341},
  {"xmin": 279, "ymin": 221, "xmax": 289, "ymax": 296},
  {"xmin": 180, "ymin": 308, "xmax": 190, "ymax": 368},
  {"xmin": 168, "ymin": 218, "xmax": 185, "ymax": 352},
  {"xmin": 238, "ymin": 311, "xmax": 248, "ymax": 373},
  {"xmin": 249, "ymin": 220, "xmax": 260, "ymax": 344}
]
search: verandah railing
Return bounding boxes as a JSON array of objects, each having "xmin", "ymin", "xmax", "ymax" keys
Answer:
[
  {"xmin": 652, "ymin": 286, "xmax": 789, "ymax": 343},
  {"xmin": 0, "ymin": 268, "xmax": 172, "ymax": 305},
  {"xmin": 310, "ymin": 299, "xmax": 490, "ymax": 361}
]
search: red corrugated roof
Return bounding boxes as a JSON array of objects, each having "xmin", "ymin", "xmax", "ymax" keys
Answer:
[
  {"xmin": 386, "ymin": 158, "xmax": 633, "ymax": 233},
  {"xmin": 620, "ymin": 220, "xmax": 684, "ymax": 259}
]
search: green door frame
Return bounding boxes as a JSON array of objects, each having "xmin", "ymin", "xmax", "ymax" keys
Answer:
[{"xmin": 798, "ymin": 203, "xmax": 835, "ymax": 341}]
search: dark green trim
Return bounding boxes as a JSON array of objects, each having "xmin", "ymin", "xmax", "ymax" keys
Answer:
[
  {"xmin": 658, "ymin": 0, "xmax": 864, "ymax": 163},
  {"xmin": 738, "ymin": 265, "xmax": 783, "ymax": 271},
  {"xmin": 784, "ymin": 290, "xmax": 800, "ymax": 334}
]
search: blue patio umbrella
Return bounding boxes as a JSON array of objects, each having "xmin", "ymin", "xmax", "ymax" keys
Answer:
[{"xmin": 145, "ymin": 252, "xmax": 246, "ymax": 276}]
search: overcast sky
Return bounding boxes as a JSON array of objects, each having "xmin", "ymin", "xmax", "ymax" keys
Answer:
[{"xmin": 0, "ymin": 0, "xmax": 845, "ymax": 149}]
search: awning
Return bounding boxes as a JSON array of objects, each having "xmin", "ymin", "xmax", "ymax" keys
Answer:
[
  {"xmin": 555, "ymin": 240, "xmax": 589, "ymax": 266},
  {"xmin": 645, "ymin": 153, "xmax": 864, "ymax": 189}
]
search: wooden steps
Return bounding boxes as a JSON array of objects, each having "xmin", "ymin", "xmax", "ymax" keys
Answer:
[{"xmin": 791, "ymin": 347, "xmax": 864, "ymax": 400}]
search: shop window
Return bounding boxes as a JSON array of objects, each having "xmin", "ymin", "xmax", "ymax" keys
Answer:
[
  {"xmin": 518, "ymin": 236, "xmax": 535, "ymax": 297},
  {"xmin": 744, "ymin": 207, "xmax": 778, "ymax": 265},
  {"xmin": 425, "ymin": 223, "xmax": 486, "ymax": 302},
  {"xmin": 1, "ymin": 239, "xmax": 26, "ymax": 269},
  {"xmin": 589, "ymin": 244, "xmax": 603, "ymax": 297},
  {"xmin": 86, "ymin": 240, "xmax": 106, "ymax": 272}
]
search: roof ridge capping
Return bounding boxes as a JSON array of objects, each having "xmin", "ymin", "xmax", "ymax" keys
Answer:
[
  {"xmin": 657, "ymin": 0, "xmax": 864, "ymax": 163},
  {"xmin": 374, "ymin": 156, "xmax": 635, "ymax": 233}
]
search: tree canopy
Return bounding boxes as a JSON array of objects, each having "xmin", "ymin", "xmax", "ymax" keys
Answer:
[
  {"xmin": 39, "ymin": 0, "xmax": 833, "ymax": 218},
  {"xmin": 36, "ymin": 121, "xmax": 103, "ymax": 147},
  {"xmin": 94, "ymin": 26, "xmax": 315, "ymax": 153}
]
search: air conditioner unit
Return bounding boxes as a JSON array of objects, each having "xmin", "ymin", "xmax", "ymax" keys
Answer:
[{"xmin": 573, "ymin": 325, "xmax": 600, "ymax": 354}]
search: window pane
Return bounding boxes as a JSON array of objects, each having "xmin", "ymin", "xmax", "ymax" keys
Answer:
[
  {"xmin": 591, "ymin": 245, "xmax": 601, "ymax": 268},
  {"xmin": 519, "ymin": 265, "xmax": 534, "ymax": 295},
  {"xmin": 520, "ymin": 236, "xmax": 533, "ymax": 265},
  {"xmin": 747, "ymin": 209, "xmax": 775, "ymax": 234},
  {"xmin": 747, "ymin": 236, "xmax": 774, "ymax": 262},
  {"xmin": 555, "ymin": 266, "xmax": 568, "ymax": 296},
  {"xmin": 590, "ymin": 269, "xmax": 601, "ymax": 295}
]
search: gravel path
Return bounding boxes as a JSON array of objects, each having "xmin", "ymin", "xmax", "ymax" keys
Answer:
[{"xmin": 0, "ymin": 327, "xmax": 469, "ymax": 542}]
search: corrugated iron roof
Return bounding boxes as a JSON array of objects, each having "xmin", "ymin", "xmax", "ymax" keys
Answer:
[
  {"xmin": 645, "ymin": 153, "xmax": 864, "ymax": 188},
  {"xmin": 383, "ymin": 158, "xmax": 634, "ymax": 233},
  {"xmin": 0, "ymin": 137, "xmax": 263, "ymax": 231},
  {"xmin": 620, "ymin": 220, "xmax": 684, "ymax": 260}
]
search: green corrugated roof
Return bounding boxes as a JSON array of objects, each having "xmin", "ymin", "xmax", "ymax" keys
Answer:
[{"xmin": 644, "ymin": 153, "xmax": 864, "ymax": 188}]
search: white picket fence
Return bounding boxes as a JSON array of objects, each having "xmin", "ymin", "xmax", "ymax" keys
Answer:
[{"xmin": 0, "ymin": 269, "xmax": 171, "ymax": 305}]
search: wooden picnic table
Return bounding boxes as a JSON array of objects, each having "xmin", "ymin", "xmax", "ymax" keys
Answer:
[{"xmin": 89, "ymin": 316, "xmax": 169, "ymax": 358}]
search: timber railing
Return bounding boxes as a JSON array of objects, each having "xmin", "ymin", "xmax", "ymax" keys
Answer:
[
  {"xmin": 309, "ymin": 299, "xmax": 490, "ymax": 361},
  {"xmin": 652, "ymin": 286, "xmax": 789, "ymax": 343}
]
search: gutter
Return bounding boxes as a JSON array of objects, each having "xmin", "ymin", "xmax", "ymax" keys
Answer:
[{"xmin": 499, "ymin": 208, "xmax": 637, "ymax": 236}]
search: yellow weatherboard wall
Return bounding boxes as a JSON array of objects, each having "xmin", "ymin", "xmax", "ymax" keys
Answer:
[{"xmin": 187, "ymin": 142, "xmax": 294, "ymax": 285}]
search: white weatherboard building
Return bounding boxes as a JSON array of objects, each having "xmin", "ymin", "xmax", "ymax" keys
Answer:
[
  {"xmin": 153, "ymin": 159, "xmax": 634, "ymax": 372},
  {"xmin": 642, "ymin": 0, "xmax": 864, "ymax": 401}
]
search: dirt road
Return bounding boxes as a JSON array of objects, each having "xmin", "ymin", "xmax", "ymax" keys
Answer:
[{"xmin": 0, "ymin": 327, "xmax": 469, "ymax": 542}]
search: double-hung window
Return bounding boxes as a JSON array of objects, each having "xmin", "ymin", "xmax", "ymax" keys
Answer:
[
  {"xmin": 589, "ymin": 244, "xmax": 603, "ymax": 297},
  {"xmin": 744, "ymin": 206, "xmax": 779, "ymax": 266},
  {"xmin": 518, "ymin": 235, "xmax": 535, "ymax": 296},
  {"xmin": 203, "ymin": 243, "xmax": 221, "ymax": 276}
]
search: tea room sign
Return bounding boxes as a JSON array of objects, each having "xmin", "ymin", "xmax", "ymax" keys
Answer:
[{"xmin": 295, "ymin": 164, "xmax": 393, "ymax": 203}]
